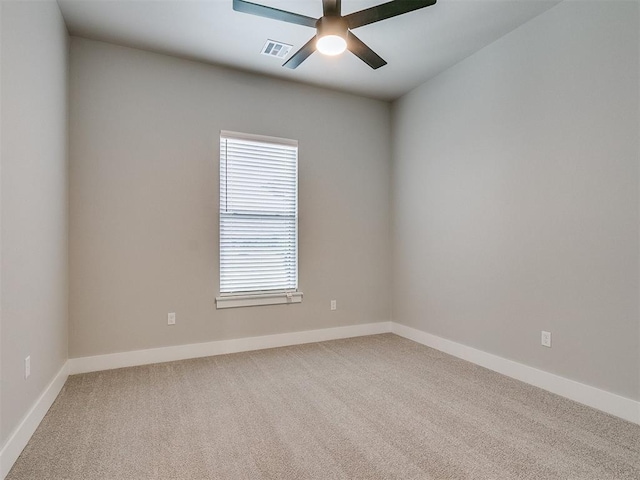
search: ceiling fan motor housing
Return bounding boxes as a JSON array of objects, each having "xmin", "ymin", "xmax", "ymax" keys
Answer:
[{"xmin": 316, "ymin": 16, "xmax": 348, "ymax": 40}]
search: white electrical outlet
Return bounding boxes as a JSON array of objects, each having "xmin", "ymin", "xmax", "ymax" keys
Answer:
[
  {"xmin": 330, "ymin": 300, "xmax": 337, "ymax": 311},
  {"xmin": 168, "ymin": 312, "xmax": 176, "ymax": 325},
  {"xmin": 541, "ymin": 331, "xmax": 551, "ymax": 348},
  {"xmin": 25, "ymin": 356, "xmax": 31, "ymax": 379}
]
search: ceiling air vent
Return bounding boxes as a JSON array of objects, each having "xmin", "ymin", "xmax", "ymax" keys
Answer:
[{"xmin": 261, "ymin": 40, "xmax": 292, "ymax": 59}]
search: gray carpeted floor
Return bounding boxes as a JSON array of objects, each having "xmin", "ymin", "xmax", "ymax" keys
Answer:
[{"xmin": 7, "ymin": 334, "xmax": 640, "ymax": 479}]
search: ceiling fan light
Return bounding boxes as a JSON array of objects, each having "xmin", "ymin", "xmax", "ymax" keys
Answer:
[{"xmin": 316, "ymin": 34, "xmax": 347, "ymax": 56}]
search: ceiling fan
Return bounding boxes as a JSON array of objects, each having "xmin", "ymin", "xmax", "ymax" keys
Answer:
[{"xmin": 233, "ymin": 0, "xmax": 437, "ymax": 70}]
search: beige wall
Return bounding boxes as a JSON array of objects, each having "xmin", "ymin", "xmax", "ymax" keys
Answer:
[
  {"xmin": 68, "ymin": 38, "xmax": 391, "ymax": 358},
  {"xmin": 0, "ymin": 0, "xmax": 3, "ymax": 452},
  {"xmin": 1, "ymin": 0, "xmax": 69, "ymax": 446},
  {"xmin": 391, "ymin": 0, "xmax": 639, "ymax": 400}
]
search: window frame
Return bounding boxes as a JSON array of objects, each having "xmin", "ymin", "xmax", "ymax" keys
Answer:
[{"xmin": 215, "ymin": 130, "xmax": 302, "ymax": 309}]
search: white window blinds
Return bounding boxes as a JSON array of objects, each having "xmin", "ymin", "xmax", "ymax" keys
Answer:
[{"xmin": 219, "ymin": 131, "xmax": 298, "ymax": 295}]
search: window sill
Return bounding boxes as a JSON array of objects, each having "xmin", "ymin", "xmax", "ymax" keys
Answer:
[{"xmin": 216, "ymin": 291, "xmax": 303, "ymax": 309}]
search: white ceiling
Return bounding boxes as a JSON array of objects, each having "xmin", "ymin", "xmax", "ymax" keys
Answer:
[{"xmin": 57, "ymin": 0, "xmax": 562, "ymax": 100}]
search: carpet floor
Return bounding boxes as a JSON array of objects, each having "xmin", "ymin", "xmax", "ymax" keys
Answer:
[{"xmin": 6, "ymin": 334, "xmax": 640, "ymax": 479}]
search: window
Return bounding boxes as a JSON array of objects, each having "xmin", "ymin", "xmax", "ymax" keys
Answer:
[{"xmin": 216, "ymin": 131, "xmax": 302, "ymax": 309}]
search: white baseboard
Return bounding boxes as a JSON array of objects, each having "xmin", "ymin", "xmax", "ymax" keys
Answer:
[
  {"xmin": 391, "ymin": 322, "xmax": 640, "ymax": 425},
  {"xmin": 0, "ymin": 362, "xmax": 69, "ymax": 479},
  {"xmin": 69, "ymin": 320, "xmax": 640, "ymax": 425},
  {"xmin": 68, "ymin": 321, "xmax": 393, "ymax": 375}
]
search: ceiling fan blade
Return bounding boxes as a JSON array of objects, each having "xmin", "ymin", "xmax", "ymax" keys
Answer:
[
  {"xmin": 233, "ymin": 0, "xmax": 317, "ymax": 28},
  {"xmin": 347, "ymin": 31, "xmax": 387, "ymax": 69},
  {"xmin": 283, "ymin": 37, "xmax": 316, "ymax": 69},
  {"xmin": 344, "ymin": 0, "xmax": 436, "ymax": 29},
  {"xmin": 322, "ymin": 0, "xmax": 341, "ymax": 16}
]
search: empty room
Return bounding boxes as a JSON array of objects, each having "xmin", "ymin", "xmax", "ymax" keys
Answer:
[{"xmin": 1, "ymin": 0, "xmax": 639, "ymax": 478}]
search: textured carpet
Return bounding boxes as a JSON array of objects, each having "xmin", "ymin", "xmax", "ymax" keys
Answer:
[{"xmin": 7, "ymin": 334, "xmax": 640, "ymax": 479}]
